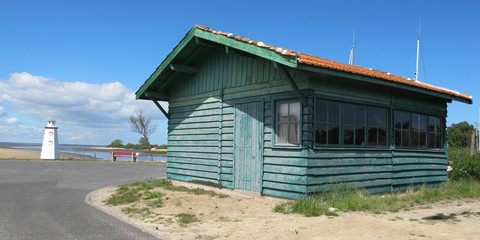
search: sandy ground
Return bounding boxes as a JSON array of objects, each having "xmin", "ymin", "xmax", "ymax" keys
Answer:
[
  {"xmin": 89, "ymin": 181, "xmax": 480, "ymax": 240},
  {"xmin": 0, "ymin": 147, "xmax": 81, "ymax": 160}
]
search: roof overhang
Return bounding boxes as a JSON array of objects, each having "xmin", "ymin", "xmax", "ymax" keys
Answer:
[{"xmin": 136, "ymin": 25, "xmax": 472, "ymax": 105}]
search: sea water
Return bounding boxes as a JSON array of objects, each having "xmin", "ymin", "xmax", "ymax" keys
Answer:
[{"xmin": 2, "ymin": 143, "xmax": 167, "ymax": 162}]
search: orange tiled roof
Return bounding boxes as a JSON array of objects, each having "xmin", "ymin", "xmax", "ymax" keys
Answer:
[{"xmin": 195, "ymin": 25, "xmax": 472, "ymax": 102}]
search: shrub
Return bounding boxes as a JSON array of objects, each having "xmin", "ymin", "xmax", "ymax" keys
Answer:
[
  {"xmin": 448, "ymin": 153, "xmax": 480, "ymax": 181},
  {"xmin": 106, "ymin": 139, "xmax": 124, "ymax": 148}
]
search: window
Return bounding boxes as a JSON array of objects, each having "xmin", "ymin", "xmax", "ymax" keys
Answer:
[
  {"xmin": 276, "ymin": 100, "xmax": 301, "ymax": 145},
  {"xmin": 428, "ymin": 116, "xmax": 443, "ymax": 148},
  {"xmin": 315, "ymin": 101, "xmax": 340, "ymax": 145},
  {"xmin": 412, "ymin": 114, "xmax": 427, "ymax": 148},
  {"xmin": 314, "ymin": 99, "xmax": 387, "ymax": 147},
  {"xmin": 394, "ymin": 111, "xmax": 410, "ymax": 147},
  {"xmin": 367, "ymin": 107, "xmax": 387, "ymax": 146},
  {"xmin": 343, "ymin": 104, "xmax": 366, "ymax": 146},
  {"xmin": 394, "ymin": 111, "xmax": 443, "ymax": 149}
]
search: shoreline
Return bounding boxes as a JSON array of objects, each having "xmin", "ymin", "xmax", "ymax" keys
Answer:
[{"xmin": 0, "ymin": 146, "xmax": 84, "ymax": 160}]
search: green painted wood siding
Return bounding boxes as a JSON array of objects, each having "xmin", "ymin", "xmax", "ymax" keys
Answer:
[
  {"xmin": 391, "ymin": 150, "xmax": 447, "ymax": 191},
  {"xmin": 164, "ymin": 48, "xmax": 450, "ymax": 199},
  {"xmin": 305, "ymin": 149, "xmax": 393, "ymax": 195},
  {"xmin": 170, "ymin": 48, "xmax": 306, "ymax": 99},
  {"xmin": 167, "ymin": 99, "xmax": 224, "ymax": 184}
]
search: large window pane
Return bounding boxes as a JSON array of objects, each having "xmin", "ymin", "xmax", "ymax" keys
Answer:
[
  {"xmin": 276, "ymin": 101, "xmax": 300, "ymax": 145},
  {"xmin": 344, "ymin": 125, "xmax": 354, "ymax": 145},
  {"xmin": 395, "ymin": 111, "xmax": 410, "ymax": 147},
  {"xmin": 355, "ymin": 126, "xmax": 365, "ymax": 145},
  {"xmin": 368, "ymin": 107, "xmax": 387, "ymax": 146},
  {"xmin": 315, "ymin": 122, "xmax": 327, "ymax": 145},
  {"xmin": 328, "ymin": 124, "xmax": 340, "ymax": 144},
  {"xmin": 343, "ymin": 104, "xmax": 366, "ymax": 145},
  {"xmin": 290, "ymin": 102, "xmax": 301, "ymax": 122},
  {"xmin": 328, "ymin": 103, "xmax": 340, "ymax": 123},
  {"xmin": 315, "ymin": 100, "xmax": 340, "ymax": 145}
]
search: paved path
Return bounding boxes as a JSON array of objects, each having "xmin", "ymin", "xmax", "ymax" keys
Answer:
[{"xmin": 0, "ymin": 160, "xmax": 166, "ymax": 240}]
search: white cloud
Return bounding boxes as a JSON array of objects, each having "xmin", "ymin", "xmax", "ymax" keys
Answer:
[
  {"xmin": 0, "ymin": 72, "xmax": 169, "ymax": 144},
  {"xmin": 1, "ymin": 72, "xmax": 167, "ymax": 128},
  {"xmin": 5, "ymin": 117, "xmax": 18, "ymax": 124}
]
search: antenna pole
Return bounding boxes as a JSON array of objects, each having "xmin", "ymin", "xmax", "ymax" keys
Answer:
[
  {"xmin": 414, "ymin": 19, "xmax": 421, "ymax": 81},
  {"xmin": 349, "ymin": 30, "xmax": 355, "ymax": 65},
  {"xmin": 414, "ymin": 35, "xmax": 420, "ymax": 81}
]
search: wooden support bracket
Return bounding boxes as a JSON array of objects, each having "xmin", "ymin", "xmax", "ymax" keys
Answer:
[
  {"xmin": 279, "ymin": 67, "xmax": 307, "ymax": 106},
  {"xmin": 153, "ymin": 100, "xmax": 170, "ymax": 119}
]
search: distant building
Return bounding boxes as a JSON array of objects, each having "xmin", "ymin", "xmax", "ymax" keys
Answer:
[{"xmin": 136, "ymin": 26, "xmax": 472, "ymax": 199}]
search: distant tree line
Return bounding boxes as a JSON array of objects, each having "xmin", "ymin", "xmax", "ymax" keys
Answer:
[
  {"xmin": 106, "ymin": 138, "xmax": 167, "ymax": 150},
  {"xmin": 447, "ymin": 121, "xmax": 478, "ymax": 159},
  {"xmin": 446, "ymin": 121, "xmax": 480, "ymax": 181}
]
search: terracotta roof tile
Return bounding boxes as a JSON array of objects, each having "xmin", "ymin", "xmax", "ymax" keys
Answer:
[{"xmin": 195, "ymin": 25, "xmax": 472, "ymax": 102}]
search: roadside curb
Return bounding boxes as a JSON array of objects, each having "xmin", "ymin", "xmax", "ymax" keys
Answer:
[{"xmin": 84, "ymin": 187, "xmax": 169, "ymax": 240}]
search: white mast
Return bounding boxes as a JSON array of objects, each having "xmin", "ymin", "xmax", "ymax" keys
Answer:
[
  {"xmin": 348, "ymin": 31, "xmax": 355, "ymax": 65},
  {"xmin": 414, "ymin": 34, "xmax": 420, "ymax": 81},
  {"xmin": 414, "ymin": 20, "xmax": 421, "ymax": 82}
]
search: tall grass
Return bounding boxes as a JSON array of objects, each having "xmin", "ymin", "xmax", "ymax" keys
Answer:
[{"xmin": 274, "ymin": 179, "xmax": 480, "ymax": 217}]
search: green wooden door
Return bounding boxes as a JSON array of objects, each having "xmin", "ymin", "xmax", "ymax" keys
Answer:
[{"xmin": 234, "ymin": 101, "xmax": 263, "ymax": 192}]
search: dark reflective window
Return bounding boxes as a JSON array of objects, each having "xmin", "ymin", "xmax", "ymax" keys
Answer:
[
  {"xmin": 315, "ymin": 101, "xmax": 340, "ymax": 145},
  {"xmin": 343, "ymin": 104, "xmax": 366, "ymax": 146},
  {"xmin": 394, "ymin": 111, "xmax": 410, "ymax": 147},
  {"xmin": 367, "ymin": 107, "xmax": 387, "ymax": 146}
]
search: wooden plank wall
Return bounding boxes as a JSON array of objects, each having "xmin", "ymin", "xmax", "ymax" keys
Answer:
[
  {"xmin": 171, "ymin": 48, "xmax": 284, "ymax": 99},
  {"xmin": 307, "ymin": 149, "xmax": 394, "ymax": 195},
  {"xmin": 167, "ymin": 100, "xmax": 224, "ymax": 184},
  {"xmin": 391, "ymin": 150, "xmax": 447, "ymax": 191}
]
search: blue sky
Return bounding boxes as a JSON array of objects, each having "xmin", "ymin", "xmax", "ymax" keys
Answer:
[{"xmin": 0, "ymin": 0, "xmax": 478, "ymax": 145}]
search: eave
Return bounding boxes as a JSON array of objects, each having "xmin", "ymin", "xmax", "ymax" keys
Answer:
[{"xmin": 136, "ymin": 25, "xmax": 472, "ymax": 105}]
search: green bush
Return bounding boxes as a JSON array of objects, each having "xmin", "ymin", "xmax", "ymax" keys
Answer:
[
  {"xmin": 448, "ymin": 153, "xmax": 480, "ymax": 181},
  {"xmin": 106, "ymin": 139, "xmax": 124, "ymax": 148},
  {"xmin": 447, "ymin": 147, "xmax": 470, "ymax": 161}
]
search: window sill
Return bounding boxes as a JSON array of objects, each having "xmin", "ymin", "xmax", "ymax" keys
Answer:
[
  {"xmin": 313, "ymin": 146, "xmax": 390, "ymax": 151},
  {"xmin": 272, "ymin": 144, "xmax": 303, "ymax": 150}
]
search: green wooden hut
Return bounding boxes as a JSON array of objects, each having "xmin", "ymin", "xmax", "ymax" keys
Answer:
[{"xmin": 136, "ymin": 25, "xmax": 472, "ymax": 199}]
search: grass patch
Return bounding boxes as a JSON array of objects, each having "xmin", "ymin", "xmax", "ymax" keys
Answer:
[
  {"xmin": 176, "ymin": 213, "xmax": 199, "ymax": 226},
  {"xmin": 275, "ymin": 179, "xmax": 480, "ymax": 217},
  {"xmin": 105, "ymin": 178, "xmax": 229, "ymax": 208},
  {"xmin": 105, "ymin": 187, "xmax": 142, "ymax": 206}
]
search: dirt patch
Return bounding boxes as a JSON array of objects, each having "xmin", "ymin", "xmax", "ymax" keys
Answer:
[{"xmin": 89, "ymin": 180, "xmax": 480, "ymax": 240}]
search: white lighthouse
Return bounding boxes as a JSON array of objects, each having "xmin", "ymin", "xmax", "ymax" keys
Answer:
[{"xmin": 40, "ymin": 120, "xmax": 59, "ymax": 160}]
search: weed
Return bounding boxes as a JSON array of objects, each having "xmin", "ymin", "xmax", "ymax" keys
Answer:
[
  {"xmin": 147, "ymin": 199, "xmax": 164, "ymax": 208},
  {"xmin": 144, "ymin": 192, "xmax": 164, "ymax": 200},
  {"xmin": 105, "ymin": 187, "xmax": 141, "ymax": 206},
  {"xmin": 218, "ymin": 216, "xmax": 231, "ymax": 222},
  {"xmin": 174, "ymin": 201, "xmax": 182, "ymax": 207},
  {"xmin": 388, "ymin": 216, "xmax": 403, "ymax": 221},
  {"xmin": 176, "ymin": 213, "xmax": 199, "ymax": 226}
]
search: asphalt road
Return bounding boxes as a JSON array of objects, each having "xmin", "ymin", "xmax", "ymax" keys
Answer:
[{"xmin": 0, "ymin": 160, "xmax": 166, "ymax": 240}]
